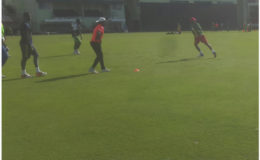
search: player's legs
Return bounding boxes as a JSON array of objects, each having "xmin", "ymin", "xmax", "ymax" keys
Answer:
[
  {"xmin": 20, "ymin": 43, "xmax": 30, "ymax": 70},
  {"xmin": 2, "ymin": 45, "xmax": 9, "ymax": 78},
  {"xmin": 20, "ymin": 43, "xmax": 32, "ymax": 78},
  {"xmin": 30, "ymin": 46, "xmax": 39, "ymax": 68},
  {"xmin": 95, "ymin": 44, "xmax": 110, "ymax": 72},
  {"xmin": 96, "ymin": 44, "xmax": 105, "ymax": 70},
  {"xmin": 73, "ymin": 36, "xmax": 81, "ymax": 55},
  {"xmin": 76, "ymin": 36, "xmax": 82, "ymax": 49},
  {"xmin": 204, "ymin": 42, "xmax": 216, "ymax": 57},
  {"xmin": 201, "ymin": 36, "xmax": 216, "ymax": 58},
  {"xmin": 194, "ymin": 38, "xmax": 204, "ymax": 57},
  {"xmin": 194, "ymin": 43, "xmax": 200, "ymax": 52},
  {"xmin": 201, "ymin": 36, "xmax": 212, "ymax": 50},
  {"xmin": 204, "ymin": 42, "xmax": 212, "ymax": 50},
  {"xmin": 30, "ymin": 46, "xmax": 47, "ymax": 77},
  {"xmin": 92, "ymin": 44, "xmax": 105, "ymax": 69},
  {"xmin": 90, "ymin": 42, "xmax": 99, "ymax": 69},
  {"xmin": 2, "ymin": 45, "xmax": 8, "ymax": 66},
  {"xmin": 88, "ymin": 42, "xmax": 100, "ymax": 73},
  {"xmin": 89, "ymin": 42, "xmax": 109, "ymax": 73}
]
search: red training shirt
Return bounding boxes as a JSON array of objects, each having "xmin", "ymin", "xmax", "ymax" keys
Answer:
[{"xmin": 91, "ymin": 24, "xmax": 104, "ymax": 43}]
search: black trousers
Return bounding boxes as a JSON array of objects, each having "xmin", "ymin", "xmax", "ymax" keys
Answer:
[{"xmin": 90, "ymin": 42, "xmax": 105, "ymax": 69}]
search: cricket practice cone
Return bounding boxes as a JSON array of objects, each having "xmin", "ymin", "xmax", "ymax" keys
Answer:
[{"xmin": 134, "ymin": 68, "xmax": 140, "ymax": 72}]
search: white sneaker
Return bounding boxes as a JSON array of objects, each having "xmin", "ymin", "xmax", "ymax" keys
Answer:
[
  {"xmin": 73, "ymin": 50, "xmax": 80, "ymax": 55},
  {"xmin": 88, "ymin": 67, "xmax": 99, "ymax": 74},
  {"xmin": 36, "ymin": 71, "xmax": 47, "ymax": 77},
  {"xmin": 21, "ymin": 73, "xmax": 32, "ymax": 78},
  {"xmin": 212, "ymin": 51, "xmax": 216, "ymax": 58},
  {"xmin": 102, "ymin": 68, "xmax": 111, "ymax": 72}
]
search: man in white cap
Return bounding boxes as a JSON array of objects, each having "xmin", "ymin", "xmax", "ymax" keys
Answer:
[{"xmin": 88, "ymin": 17, "xmax": 110, "ymax": 74}]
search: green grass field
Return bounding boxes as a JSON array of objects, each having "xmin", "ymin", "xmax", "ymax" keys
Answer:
[{"xmin": 2, "ymin": 31, "xmax": 258, "ymax": 160}]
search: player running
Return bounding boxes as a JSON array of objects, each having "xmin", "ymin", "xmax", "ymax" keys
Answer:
[
  {"xmin": 190, "ymin": 17, "xmax": 216, "ymax": 58},
  {"xmin": 20, "ymin": 12, "xmax": 47, "ymax": 78},
  {"xmin": 88, "ymin": 17, "xmax": 110, "ymax": 74},
  {"xmin": 72, "ymin": 18, "xmax": 82, "ymax": 55}
]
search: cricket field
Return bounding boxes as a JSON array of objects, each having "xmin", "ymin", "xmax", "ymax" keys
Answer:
[{"xmin": 2, "ymin": 31, "xmax": 258, "ymax": 160}]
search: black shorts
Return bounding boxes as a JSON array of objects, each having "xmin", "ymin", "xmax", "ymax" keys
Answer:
[{"xmin": 20, "ymin": 42, "xmax": 38, "ymax": 58}]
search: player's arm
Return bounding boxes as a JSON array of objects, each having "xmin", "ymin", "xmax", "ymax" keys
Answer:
[
  {"xmin": 71, "ymin": 24, "xmax": 77, "ymax": 37},
  {"xmin": 198, "ymin": 23, "xmax": 202, "ymax": 31},
  {"xmin": 95, "ymin": 31, "xmax": 102, "ymax": 41},
  {"xmin": 2, "ymin": 34, "xmax": 6, "ymax": 46},
  {"xmin": 23, "ymin": 24, "xmax": 32, "ymax": 46},
  {"xmin": 191, "ymin": 28, "xmax": 196, "ymax": 37},
  {"xmin": 194, "ymin": 23, "xmax": 202, "ymax": 34},
  {"xmin": 80, "ymin": 34, "xmax": 83, "ymax": 40},
  {"xmin": 79, "ymin": 27, "xmax": 83, "ymax": 40}
]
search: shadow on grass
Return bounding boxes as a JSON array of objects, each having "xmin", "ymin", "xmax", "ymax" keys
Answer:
[
  {"xmin": 3, "ymin": 73, "xmax": 90, "ymax": 83},
  {"xmin": 2, "ymin": 77, "xmax": 23, "ymax": 82},
  {"xmin": 41, "ymin": 54, "xmax": 73, "ymax": 59},
  {"xmin": 158, "ymin": 57, "xmax": 214, "ymax": 64},
  {"xmin": 37, "ymin": 73, "xmax": 90, "ymax": 83}
]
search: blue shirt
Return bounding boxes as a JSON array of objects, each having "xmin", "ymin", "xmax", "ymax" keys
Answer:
[{"xmin": 20, "ymin": 22, "xmax": 32, "ymax": 44}]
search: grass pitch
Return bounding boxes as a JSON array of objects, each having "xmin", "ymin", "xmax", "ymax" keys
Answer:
[{"xmin": 2, "ymin": 31, "xmax": 258, "ymax": 160}]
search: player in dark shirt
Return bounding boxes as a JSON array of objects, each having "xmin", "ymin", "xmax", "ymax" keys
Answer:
[
  {"xmin": 72, "ymin": 18, "xmax": 82, "ymax": 55},
  {"xmin": 20, "ymin": 12, "xmax": 47, "ymax": 78}
]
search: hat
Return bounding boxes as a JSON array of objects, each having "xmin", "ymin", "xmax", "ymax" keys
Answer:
[
  {"xmin": 96, "ymin": 17, "xmax": 106, "ymax": 23},
  {"xmin": 190, "ymin": 17, "xmax": 197, "ymax": 22}
]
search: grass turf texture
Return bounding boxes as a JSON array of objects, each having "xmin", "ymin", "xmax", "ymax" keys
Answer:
[{"xmin": 2, "ymin": 31, "xmax": 258, "ymax": 160}]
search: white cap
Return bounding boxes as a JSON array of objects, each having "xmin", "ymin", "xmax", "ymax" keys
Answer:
[{"xmin": 96, "ymin": 17, "xmax": 106, "ymax": 23}]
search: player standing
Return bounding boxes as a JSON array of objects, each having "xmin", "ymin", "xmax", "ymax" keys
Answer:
[
  {"xmin": 177, "ymin": 22, "xmax": 182, "ymax": 34},
  {"xmin": 88, "ymin": 17, "xmax": 110, "ymax": 74},
  {"xmin": 72, "ymin": 18, "xmax": 82, "ymax": 55},
  {"xmin": 20, "ymin": 12, "xmax": 47, "ymax": 78},
  {"xmin": 2, "ymin": 23, "xmax": 9, "ymax": 78},
  {"xmin": 190, "ymin": 17, "xmax": 216, "ymax": 58}
]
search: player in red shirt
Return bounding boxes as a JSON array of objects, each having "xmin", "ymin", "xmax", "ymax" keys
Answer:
[{"xmin": 88, "ymin": 17, "xmax": 110, "ymax": 74}]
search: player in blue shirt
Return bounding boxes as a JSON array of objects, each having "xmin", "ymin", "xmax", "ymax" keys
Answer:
[
  {"xmin": 20, "ymin": 12, "xmax": 47, "ymax": 78},
  {"xmin": 2, "ymin": 23, "xmax": 9, "ymax": 78}
]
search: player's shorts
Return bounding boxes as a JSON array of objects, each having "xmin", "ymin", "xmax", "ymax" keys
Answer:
[
  {"xmin": 194, "ymin": 35, "xmax": 208, "ymax": 45},
  {"xmin": 73, "ymin": 36, "xmax": 82, "ymax": 44},
  {"xmin": 2, "ymin": 45, "xmax": 9, "ymax": 65},
  {"xmin": 20, "ymin": 42, "xmax": 38, "ymax": 59}
]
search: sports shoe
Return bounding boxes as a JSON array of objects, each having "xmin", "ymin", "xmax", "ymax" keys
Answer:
[
  {"xmin": 213, "ymin": 51, "xmax": 217, "ymax": 58},
  {"xmin": 198, "ymin": 53, "xmax": 204, "ymax": 57},
  {"xmin": 36, "ymin": 71, "xmax": 47, "ymax": 77},
  {"xmin": 21, "ymin": 73, "xmax": 32, "ymax": 78},
  {"xmin": 102, "ymin": 68, "xmax": 111, "ymax": 72},
  {"xmin": 74, "ymin": 50, "xmax": 80, "ymax": 55},
  {"xmin": 88, "ymin": 67, "xmax": 99, "ymax": 74}
]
